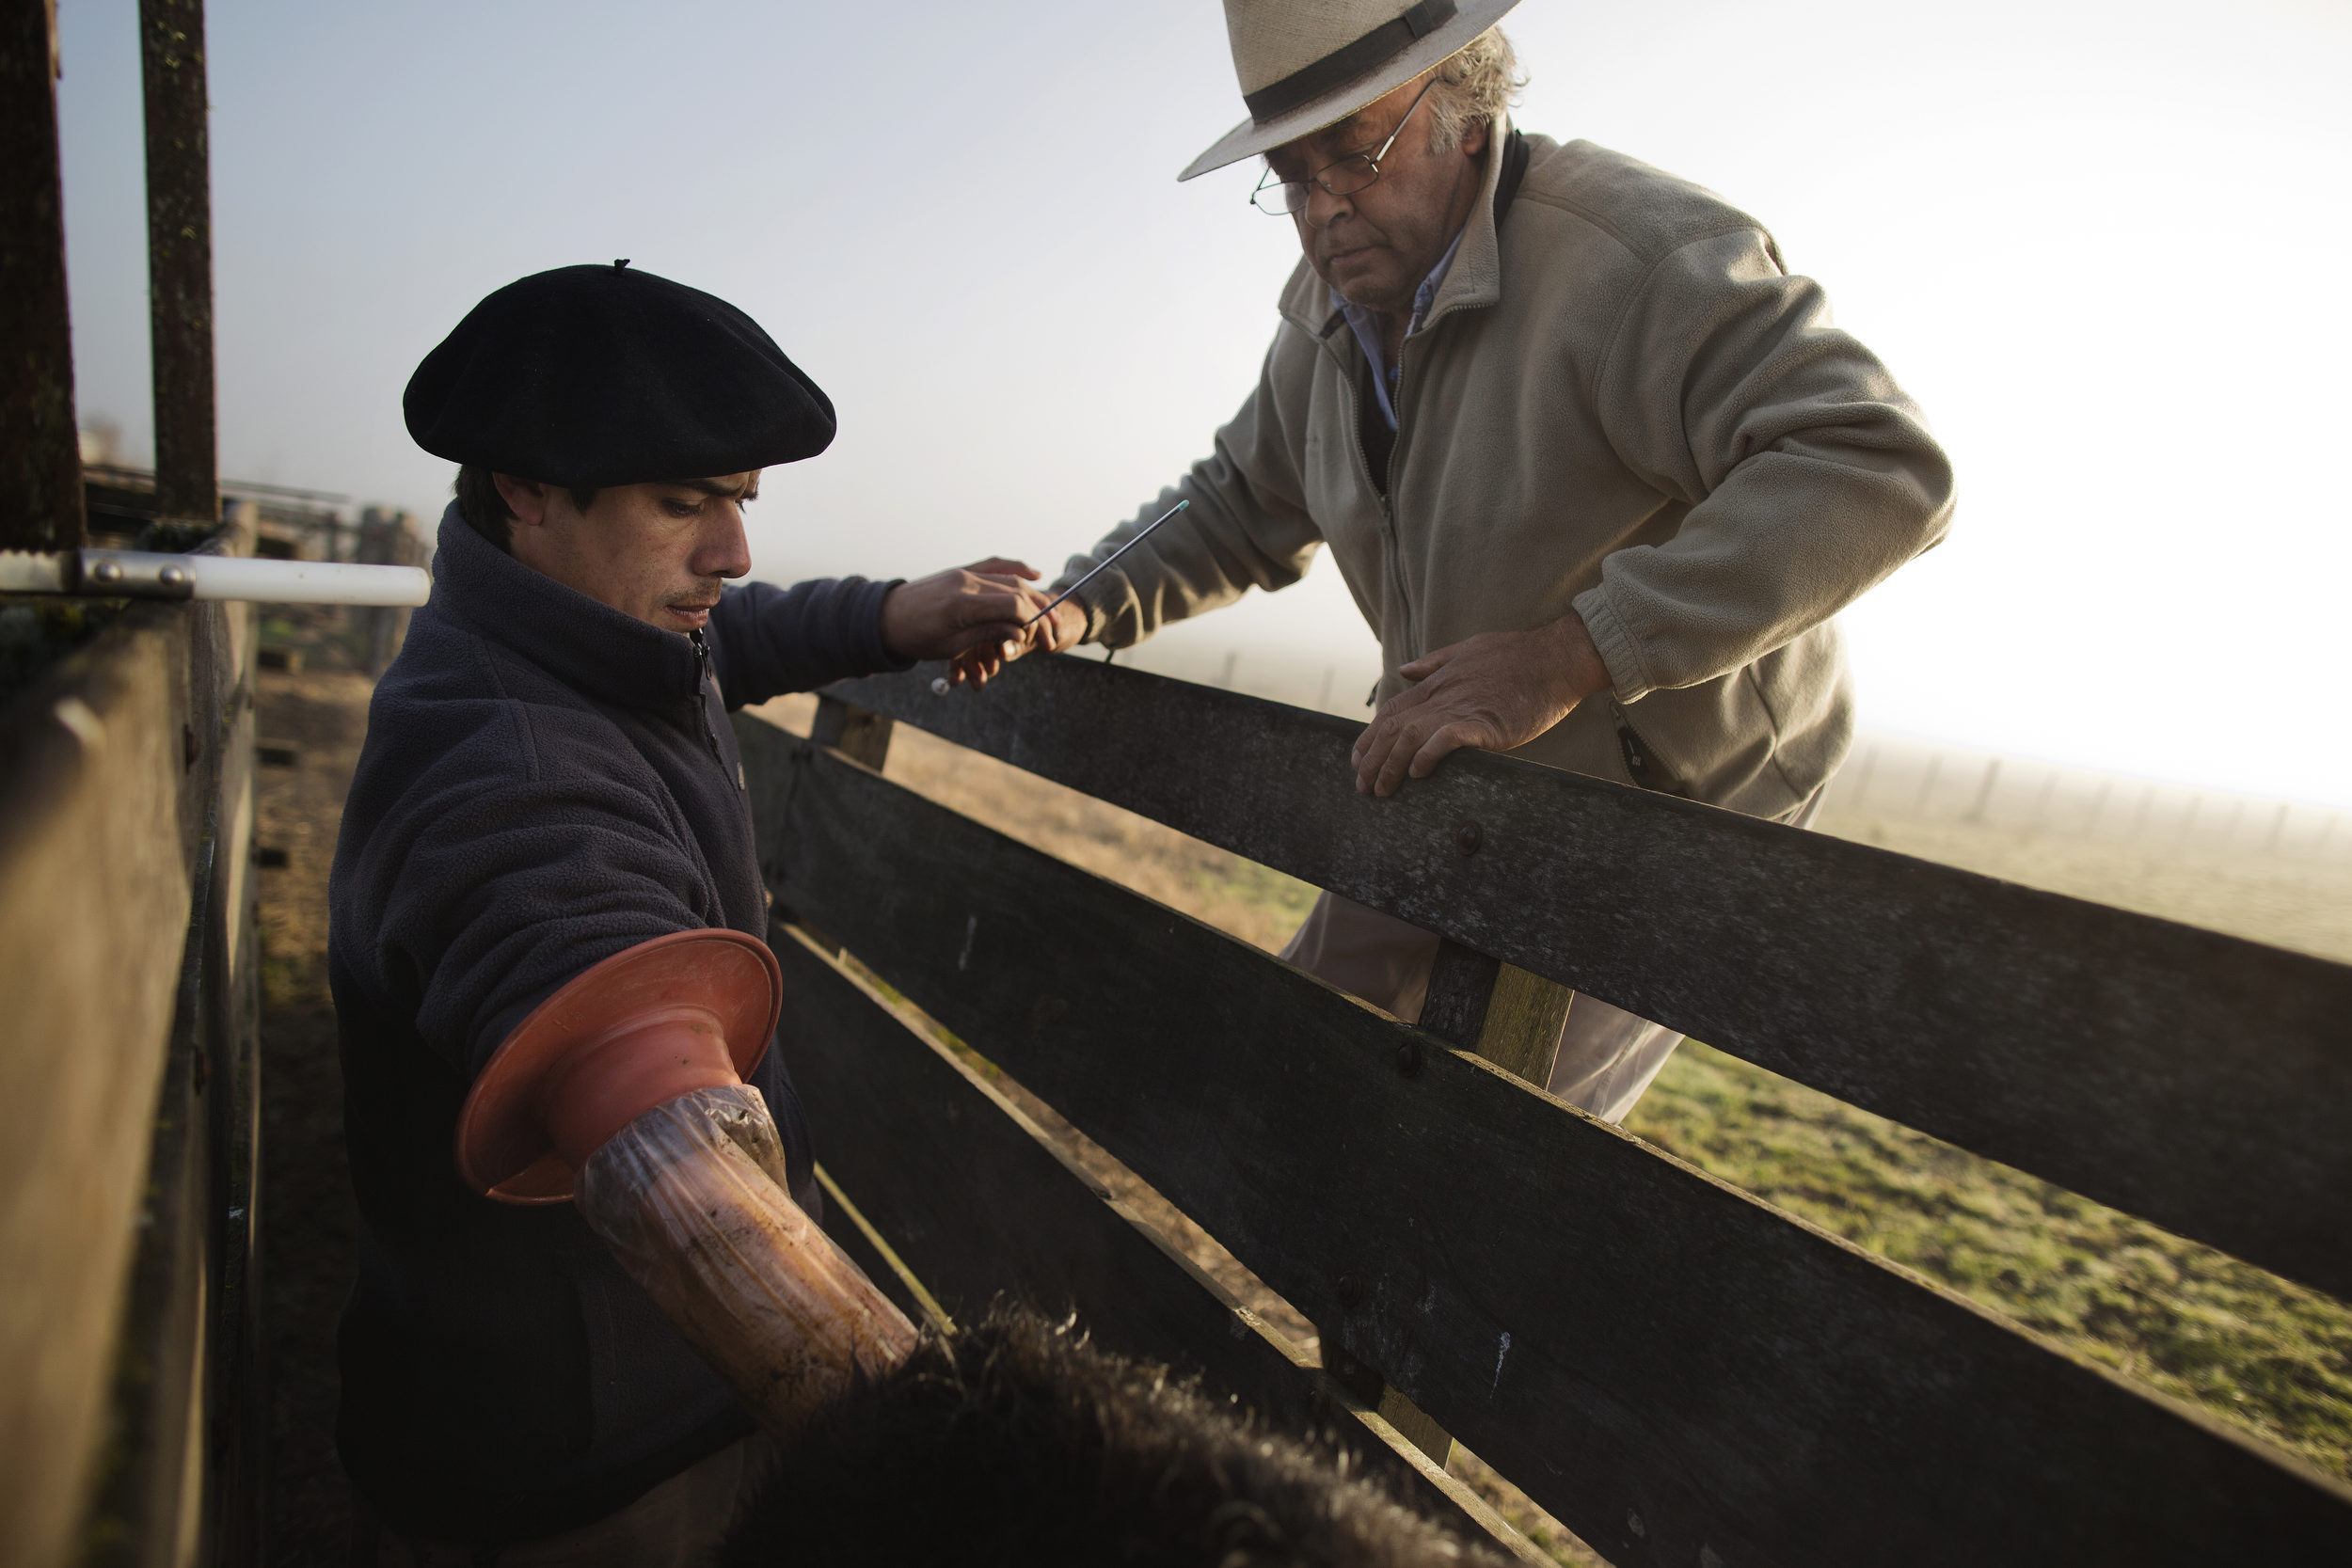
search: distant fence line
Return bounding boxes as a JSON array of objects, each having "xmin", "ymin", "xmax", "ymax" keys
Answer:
[
  {"xmin": 1086, "ymin": 646, "xmax": 2352, "ymax": 864},
  {"xmin": 1820, "ymin": 738, "xmax": 2352, "ymax": 863}
]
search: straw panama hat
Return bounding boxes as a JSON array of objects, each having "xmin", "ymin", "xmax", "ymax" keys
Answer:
[{"xmin": 1181, "ymin": 0, "xmax": 1523, "ymax": 181}]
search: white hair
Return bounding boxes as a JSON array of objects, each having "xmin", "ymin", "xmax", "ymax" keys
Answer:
[{"xmin": 1423, "ymin": 27, "xmax": 1525, "ymax": 153}]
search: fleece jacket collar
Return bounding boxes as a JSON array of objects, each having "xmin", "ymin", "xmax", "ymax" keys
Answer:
[
  {"xmin": 430, "ymin": 503, "xmax": 704, "ymax": 710},
  {"xmin": 1278, "ymin": 114, "xmax": 1516, "ymax": 348}
]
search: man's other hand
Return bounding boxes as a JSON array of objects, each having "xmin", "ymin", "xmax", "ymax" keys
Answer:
[
  {"xmin": 944, "ymin": 588, "xmax": 1089, "ymax": 689},
  {"xmin": 1351, "ymin": 612, "xmax": 1613, "ymax": 797},
  {"xmin": 882, "ymin": 560, "xmax": 1056, "ymax": 689},
  {"xmin": 1032, "ymin": 596, "xmax": 1087, "ymax": 656}
]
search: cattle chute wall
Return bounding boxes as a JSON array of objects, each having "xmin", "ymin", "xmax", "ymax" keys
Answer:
[
  {"xmin": 741, "ymin": 654, "xmax": 2352, "ymax": 1567},
  {"xmin": 0, "ymin": 530, "xmax": 262, "ymax": 1567}
]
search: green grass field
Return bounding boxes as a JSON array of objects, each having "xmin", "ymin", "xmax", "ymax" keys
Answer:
[
  {"xmin": 1162, "ymin": 840, "xmax": 2352, "ymax": 1486},
  {"xmin": 1624, "ymin": 1038, "xmax": 2352, "ymax": 1482}
]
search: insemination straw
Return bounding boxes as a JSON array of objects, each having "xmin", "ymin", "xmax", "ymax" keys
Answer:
[{"xmin": 1021, "ymin": 499, "xmax": 1190, "ymax": 628}]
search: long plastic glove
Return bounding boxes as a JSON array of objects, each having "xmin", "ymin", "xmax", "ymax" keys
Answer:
[{"xmin": 576, "ymin": 1084, "xmax": 920, "ymax": 1434}]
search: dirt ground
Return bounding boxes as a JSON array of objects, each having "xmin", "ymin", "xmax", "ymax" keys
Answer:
[{"xmin": 252, "ymin": 658, "xmax": 373, "ymax": 1565}]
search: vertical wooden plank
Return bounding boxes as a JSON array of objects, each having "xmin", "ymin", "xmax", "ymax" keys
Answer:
[
  {"xmin": 797, "ymin": 697, "xmax": 895, "ymax": 957},
  {"xmin": 1336, "ymin": 938, "xmax": 1575, "ymax": 1471},
  {"xmin": 1467, "ymin": 963, "xmax": 1574, "ymax": 1088},
  {"xmin": 82, "ymin": 832, "xmax": 221, "ymax": 1568},
  {"xmin": 0, "ymin": 0, "xmax": 87, "ymax": 550},
  {"xmin": 1418, "ymin": 939, "xmax": 1501, "ymax": 1047},
  {"xmin": 205, "ymin": 575, "xmax": 264, "ymax": 1566},
  {"xmin": 811, "ymin": 693, "xmax": 892, "ymax": 770},
  {"xmin": 140, "ymin": 0, "xmax": 217, "ymax": 524},
  {"xmin": 0, "ymin": 619, "xmax": 196, "ymax": 1568}
]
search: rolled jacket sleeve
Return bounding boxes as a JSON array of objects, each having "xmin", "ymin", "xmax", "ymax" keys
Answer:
[
  {"xmin": 1056, "ymin": 346, "xmax": 1328, "ymax": 648},
  {"xmin": 1575, "ymin": 228, "xmax": 1955, "ymax": 703}
]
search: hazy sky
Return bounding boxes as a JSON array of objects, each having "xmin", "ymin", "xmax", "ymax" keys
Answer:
[{"xmin": 53, "ymin": 0, "xmax": 2352, "ymax": 805}]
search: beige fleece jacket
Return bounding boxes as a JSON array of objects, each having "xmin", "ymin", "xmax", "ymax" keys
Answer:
[{"xmin": 1057, "ymin": 130, "xmax": 1954, "ymax": 819}]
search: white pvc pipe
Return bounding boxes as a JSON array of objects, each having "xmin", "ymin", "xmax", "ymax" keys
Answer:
[{"xmin": 188, "ymin": 555, "xmax": 431, "ymax": 606}]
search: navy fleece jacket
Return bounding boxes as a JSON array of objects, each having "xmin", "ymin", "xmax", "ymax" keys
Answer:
[{"xmin": 327, "ymin": 506, "xmax": 904, "ymax": 1543}]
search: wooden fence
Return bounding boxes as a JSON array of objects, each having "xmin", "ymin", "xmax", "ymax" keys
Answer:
[
  {"xmin": 2, "ymin": 0, "xmax": 262, "ymax": 1559},
  {"xmin": 737, "ymin": 653, "xmax": 2352, "ymax": 1568},
  {"xmin": 0, "ymin": 525, "xmax": 262, "ymax": 1568}
]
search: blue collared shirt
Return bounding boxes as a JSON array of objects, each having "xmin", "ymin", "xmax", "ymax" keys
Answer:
[{"xmin": 1332, "ymin": 228, "xmax": 1465, "ymax": 432}]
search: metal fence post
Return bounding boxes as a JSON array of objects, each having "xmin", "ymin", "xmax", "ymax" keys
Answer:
[
  {"xmin": 140, "ymin": 0, "xmax": 217, "ymax": 527},
  {"xmin": 1, "ymin": 0, "xmax": 87, "ymax": 551}
]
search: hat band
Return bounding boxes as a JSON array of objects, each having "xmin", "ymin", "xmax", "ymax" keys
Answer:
[{"xmin": 1241, "ymin": 0, "xmax": 1458, "ymax": 126}]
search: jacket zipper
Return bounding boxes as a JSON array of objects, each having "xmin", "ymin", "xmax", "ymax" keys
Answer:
[
  {"xmin": 1379, "ymin": 315, "xmax": 1681, "ymax": 793},
  {"xmin": 1388, "ymin": 328, "xmax": 1418, "ymax": 655},
  {"xmin": 689, "ymin": 630, "xmax": 724, "ymax": 766},
  {"xmin": 1341, "ymin": 341, "xmax": 1417, "ymax": 669}
]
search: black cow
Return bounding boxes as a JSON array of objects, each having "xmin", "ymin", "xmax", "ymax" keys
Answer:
[{"xmin": 714, "ymin": 1306, "xmax": 1506, "ymax": 1567}]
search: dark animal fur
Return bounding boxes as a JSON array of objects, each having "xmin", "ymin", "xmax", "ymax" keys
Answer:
[{"xmin": 710, "ymin": 1306, "xmax": 1504, "ymax": 1567}]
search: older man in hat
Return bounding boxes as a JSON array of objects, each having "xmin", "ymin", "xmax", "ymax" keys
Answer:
[
  {"xmin": 330, "ymin": 262, "xmax": 1057, "ymax": 1563},
  {"xmin": 1029, "ymin": 2, "xmax": 1955, "ymax": 1124}
]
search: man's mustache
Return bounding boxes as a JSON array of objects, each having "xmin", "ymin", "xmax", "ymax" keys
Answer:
[{"xmin": 1315, "ymin": 225, "xmax": 1384, "ymax": 263}]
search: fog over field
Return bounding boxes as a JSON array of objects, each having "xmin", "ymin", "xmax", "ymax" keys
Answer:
[
  {"xmin": 1058, "ymin": 628, "xmax": 2352, "ymax": 967},
  {"xmin": 51, "ymin": 0, "xmax": 2352, "ymax": 815}
]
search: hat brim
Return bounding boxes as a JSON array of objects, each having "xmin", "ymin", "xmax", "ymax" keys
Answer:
[{"xmin": 1179, "ymin": 0, "xmax": 1521, "ymax": 182}]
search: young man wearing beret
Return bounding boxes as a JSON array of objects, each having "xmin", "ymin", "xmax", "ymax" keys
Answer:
[{"xmin": 330, "ymin": 262, "xmax": 1052, "ymax": 1563}]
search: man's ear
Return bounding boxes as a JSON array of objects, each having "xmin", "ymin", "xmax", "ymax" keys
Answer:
[
  {"xmin": 1458, "ymin": 115, "xmax": 1491, "ymax": 160},
  {"xmin": 493, "ymin": 473, "xmax": 552, "ymax": 530}
]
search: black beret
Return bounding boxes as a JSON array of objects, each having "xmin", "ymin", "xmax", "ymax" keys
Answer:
[{"xmin": 404, "ymin": 261, "xmax": 835, "ymax": 485}]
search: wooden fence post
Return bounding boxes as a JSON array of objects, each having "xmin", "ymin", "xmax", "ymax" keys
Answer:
[
  {"xmin": 140, "ymin": 0, "xmax": 218, "ymax": 525},
  {"xmin": 798, "ymin": 695, "xmax": 896, "ymax": 958},
  {"xmin": 1422, "ymin": 939, "xmax": 1576, "ymax": 1086},
  {"xmin": 812, "ymin": 692, "xmax": 893, "ymax": 771},
  {"xmin": 1324, "ymin": 938, "xmax": 1576, "ymax": 1466},
  {"xmin": 1, "ymin": 0, "xmax": 87, "ymax": 550}
]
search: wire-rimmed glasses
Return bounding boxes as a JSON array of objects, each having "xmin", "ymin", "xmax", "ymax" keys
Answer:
[{"xmin": 1250, "ymin": 80, "xmax": 1437, "ymax": 218}]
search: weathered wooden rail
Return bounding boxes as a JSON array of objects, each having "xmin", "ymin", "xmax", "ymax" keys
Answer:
[
  {"xmin": 0, "ymin": 525, "xmax": 262, "ymax": 1568},
  {"xmin": 740, "ymin": 653, "xmax": 2352, "ymax": 1568}
]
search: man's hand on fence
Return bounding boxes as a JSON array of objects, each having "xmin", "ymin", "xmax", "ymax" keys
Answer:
[{"xmin": 1352, "ymin": 612, "xmax": 1614, "ymax": 797}]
